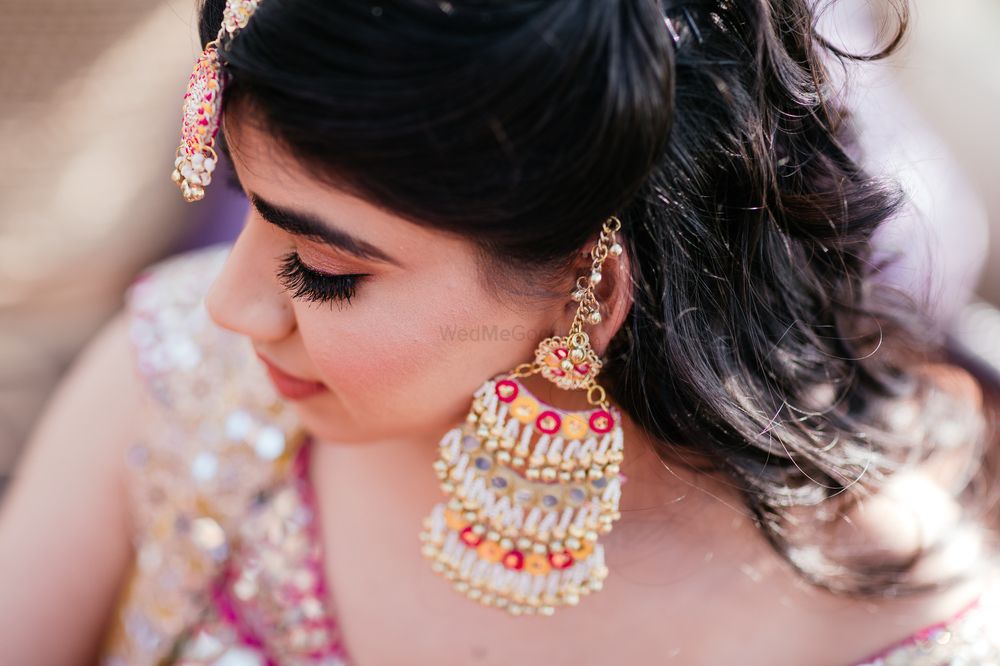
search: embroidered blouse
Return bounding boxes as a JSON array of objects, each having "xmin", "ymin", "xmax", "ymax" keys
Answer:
[{"xmin": 98, "ymin": 243, "xmax": 1000, "ymax": 665}]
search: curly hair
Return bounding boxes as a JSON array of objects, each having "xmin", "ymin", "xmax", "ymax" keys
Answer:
[{"xmin": 200, "ymin": 0, "xmax": 999, "ymax": 597}]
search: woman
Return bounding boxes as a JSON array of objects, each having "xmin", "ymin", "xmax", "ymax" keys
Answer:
[{"xmin": 1, "ymin": 0, "xmax": 998, "ymax": 664}]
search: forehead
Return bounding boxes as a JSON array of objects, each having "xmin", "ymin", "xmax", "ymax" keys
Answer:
[{"xmin": 223, "ymin": 115, "xmax": 468, "ymax": 266}]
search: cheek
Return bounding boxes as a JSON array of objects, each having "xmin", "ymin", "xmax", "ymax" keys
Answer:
[{"xmin": 293, "ymin": 283, "xmax": 551, "ymax": 424}]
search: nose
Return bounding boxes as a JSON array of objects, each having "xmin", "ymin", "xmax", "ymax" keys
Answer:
[{"xmin": 205, "ymin": 217, "xmax": 296, "ymax": 343}]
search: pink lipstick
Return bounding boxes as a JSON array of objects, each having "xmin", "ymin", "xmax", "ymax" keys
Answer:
[{"xmin": 255, "ymin": 352, "xmax": 328, "ymax": 400}]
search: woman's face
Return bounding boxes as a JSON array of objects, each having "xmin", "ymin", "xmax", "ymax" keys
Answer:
[{"xmin": 205, "ymin": 118, "xmax": 598, "ymax": 446}]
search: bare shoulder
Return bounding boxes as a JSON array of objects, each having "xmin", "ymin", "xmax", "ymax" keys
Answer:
[
  {"xmin": 22, "ymin": 309, "xmax": 146, "ymax": 471},
  {"xmin": 0, "ymin": 310, "xmax": 144, "ymax": 665}
]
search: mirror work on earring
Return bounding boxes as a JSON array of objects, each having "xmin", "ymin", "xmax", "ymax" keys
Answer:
[{"xmin": 419, "ymin": 216, "xmax": 627, "ymax": 617}]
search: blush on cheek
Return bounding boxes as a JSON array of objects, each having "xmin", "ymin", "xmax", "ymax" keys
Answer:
[
  {"xmin": 292, "ymin": 278, "xmax": 549, "ymax": 441},
  {"xmin": 300, "ymin": 320, "xmax": 443, "ymax": 421},
  {"xmin": 312, "ymin": 323, "xmax": 429, "ymax": 380},
  {"xmin": 302, "ymin": 323, "xmax": 494, "ymax": 438}
]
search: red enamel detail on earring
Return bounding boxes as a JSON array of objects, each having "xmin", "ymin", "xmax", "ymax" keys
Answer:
[
  {"xmin": 548, "ymin": 549, "xmax": 575, "ymax": 569},
  {"xmin": 459, "ymin": 526, "xmax": 483, "ymax": 547},
  {"xmin": 502, "ymin": 550, "xmax": 525, "ymax": 570},
  {"xmin": 589, "ymin": 410, "xmax": 614, "ymax": 433},
  {"xmin": 536, "ymin": 410, "xmax": 562, "ymax": 434},
  {"xmin": 495, "ymin": 379, "xmax": 519, "ymax": 403}
]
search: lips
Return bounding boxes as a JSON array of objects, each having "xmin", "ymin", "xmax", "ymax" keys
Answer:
[{"xmin": 255, "ymin": 352, "xmax": 328, "ymax": 400}]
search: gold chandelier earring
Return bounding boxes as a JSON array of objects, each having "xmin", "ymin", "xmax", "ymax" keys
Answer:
[{"xmin": 419, "ymin": 215, "xmax": 627, "ymax": 617}]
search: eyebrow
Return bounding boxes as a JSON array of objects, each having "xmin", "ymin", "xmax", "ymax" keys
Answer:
[{"xmin": 248, "ymin": 193, "xmax": 401, "ymax": 267}]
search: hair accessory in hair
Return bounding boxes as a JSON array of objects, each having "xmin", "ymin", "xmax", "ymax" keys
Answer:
[{"xmin": 171, "ymin": 0, "xmax": 264, "ymax": 202}]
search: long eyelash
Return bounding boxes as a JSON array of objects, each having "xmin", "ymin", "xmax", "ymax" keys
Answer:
[{"xmin": 276, "ymin": 251, "xmax": 364, "ymax": 306}]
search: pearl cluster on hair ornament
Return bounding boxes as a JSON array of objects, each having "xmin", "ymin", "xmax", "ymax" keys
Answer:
[{"xmin": 171, "ymin": 0, "xmax": 264, "ymax": 202}]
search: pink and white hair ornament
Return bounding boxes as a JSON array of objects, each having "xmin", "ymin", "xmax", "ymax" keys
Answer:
[{"xmin": 171, "ymin": 0, "xmax": 264, "ymax": 202}]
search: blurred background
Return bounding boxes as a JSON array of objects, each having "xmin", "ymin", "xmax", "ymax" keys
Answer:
[{"xmin": 0, "ymin": 0, "xmax": 998, "ymax": 497}]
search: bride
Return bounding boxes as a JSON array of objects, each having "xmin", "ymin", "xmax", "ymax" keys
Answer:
[{"xmin": 1, "ymin": 0, "xmax": 998, "ymax": 664}]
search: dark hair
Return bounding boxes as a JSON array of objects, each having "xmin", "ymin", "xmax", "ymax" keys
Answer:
[{"xmin": 199, "ymin": 0, "xmax": 997, "ymax": 597}]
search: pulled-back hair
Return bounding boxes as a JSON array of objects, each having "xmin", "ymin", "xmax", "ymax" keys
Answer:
[{"xmin": 199, "ymin": 0, "xmax": 998, "ymax": 597}]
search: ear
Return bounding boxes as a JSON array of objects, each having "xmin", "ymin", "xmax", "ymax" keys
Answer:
[{"xmin": 557, "ymin": 233, "xmax": 634, "ymax": 358}]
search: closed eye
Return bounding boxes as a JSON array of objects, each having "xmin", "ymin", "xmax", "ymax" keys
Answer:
[{"xmin": 275, "ymin": 251, "xmax": 368, "ymax": 307}]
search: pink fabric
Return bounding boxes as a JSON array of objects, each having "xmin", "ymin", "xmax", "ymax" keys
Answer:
[
  {"xmin": 849, "ymin": 594, "xmax": 984, "ymax": 665},
  {"xmin": 205, "ymin": 436, "xmax": 348, "ymax": 664},
  {"xmin": 209, "ymin": 575, "xmax": 275, "ymax": 664}
]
